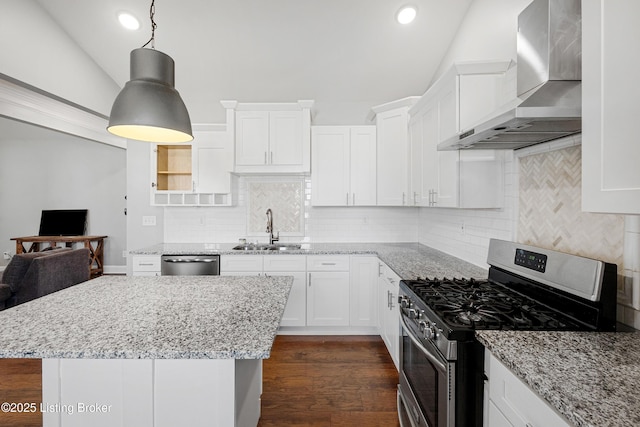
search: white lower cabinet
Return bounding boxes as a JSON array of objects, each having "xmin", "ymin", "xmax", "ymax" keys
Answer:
[
  {"xmin": 263, "ymin": 256, "xmax": 307, "ymax": 327},
  {"xmin": 306, "ymin": 256, "xmax": 351, "ymax": 327},
  {"xmin": 220, "ymin": 255, "xmax": 263, "ymax": 276},
  {"xmin": 349, "ymin": 256, "xmax": 379, "ymax": 327},
  {"xmin": 131, "ymin": 255, "xmax": 161, "ymax": 276},
  {"xmin": 378, "ymin": 261, "xmax": 400, "ymax": 370},
  {"xmin": 484, "ymin": 350, "xmax": 570, "ymax": 427}
]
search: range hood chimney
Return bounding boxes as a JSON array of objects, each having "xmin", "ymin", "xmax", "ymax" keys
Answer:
[{"xmin": 438, "ymin": 0, "xmax": 581, "ymax": 151}]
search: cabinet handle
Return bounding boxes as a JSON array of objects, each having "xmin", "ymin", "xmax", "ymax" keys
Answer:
[
  {"xmin": 192, "ymin": 181, "xmax": 196, "ymax": 192},
  {"xmin": 308, "ymin": 273, "xmax": 311, "ymax": 286},
  {"xmin": 264, "ymin": 152, "xmax": 267, "ymax": 165},
  {"xmin": 270, "ymin": 151, "xmax": 274, "ymax": 164},
  {"xmin": 321, "ymin": 262, "xmax": 336, "ymax": 265},
  {"xmin": 138, "ymin": 263, "xmax": 155, "ymax": 266},
  {"xmin": 389, "ymin": 293, "xmax": 395, "ymax": 309},
  {"xmin": 378, "ymin": 263, "xmax": 383, "ymax": 277},
  {"xmin": 402, "ymin": 192, "xmax": 406, "ymax": 205},
  {"xmin": 346, "ymin": 193, "xmax": 349, "ymax": 205},
  {"xmin": 413, "ymin": 192, "xmax": 417, "ymax": 205},
  {"xmin": 151, "ymin": 182, "xmax": 156, "ymax": 188}
]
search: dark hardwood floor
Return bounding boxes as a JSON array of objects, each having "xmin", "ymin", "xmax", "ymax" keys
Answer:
[
  {"xmin": 258, "ymin": 335, "xmax": 400, "ymax": 427},
  {"xmin": 0, "ymin": 335, "xmax": 399, "ymax": 427},
  {"xmin": 0, "ymin": 358, "xmax": 42, "ymax": 427}
]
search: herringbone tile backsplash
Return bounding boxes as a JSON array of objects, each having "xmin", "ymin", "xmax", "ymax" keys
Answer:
[
  {"xmin": 518, "ymin": 146, "xmax": 624, "ymax": 267},
  {"xmin": 247, "ymin": 180, "xmax": 303, "ymax": 235}
]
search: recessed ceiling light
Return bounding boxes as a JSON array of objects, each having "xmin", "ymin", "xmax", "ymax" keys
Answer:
[
  {"xmin": 396, "ymin": 5, "xmax": 417, "ymax": 25},
  {"xmin": 118, "ymin": 12, "xmax": 140, "ymax": 31}
]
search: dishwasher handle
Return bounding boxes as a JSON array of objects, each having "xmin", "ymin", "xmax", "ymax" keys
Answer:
[{"xmin": 163, "ymin": 258, "xmax": 217, "ymax": 263}]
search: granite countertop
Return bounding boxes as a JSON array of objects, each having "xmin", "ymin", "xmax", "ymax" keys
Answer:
[
  {"xmin": 477, "ymin": 330, "xmax": 640, "ymax": 427},
  {"xmin": 131, "ymin": 242, "xmax": 488, "ymax": 280},
  {"xmin": 0, "ymin": 275, "xmax": 292, "ymax": 360}
]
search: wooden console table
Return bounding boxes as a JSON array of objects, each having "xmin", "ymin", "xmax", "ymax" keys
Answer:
[{"xmin": 11, "ymin": 235, "xmax": 107, "ymax": 278}]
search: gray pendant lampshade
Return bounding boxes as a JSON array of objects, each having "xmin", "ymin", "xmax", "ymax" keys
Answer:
[{"xmin": 107, "ymin": 48, "xmax": 193, "ymax": 143}]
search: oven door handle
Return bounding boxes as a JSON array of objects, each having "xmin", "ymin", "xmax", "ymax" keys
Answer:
[{"xmin": 400, "ymin": 314, "xmax": 447, "ymax": 373}]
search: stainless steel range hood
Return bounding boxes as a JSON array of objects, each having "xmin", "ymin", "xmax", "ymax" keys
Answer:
[{"xmin": 438, "ymin": 0, "xmax": 581, "ymax": 151}]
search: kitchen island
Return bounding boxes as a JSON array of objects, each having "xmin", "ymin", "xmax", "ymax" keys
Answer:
[
  {"xmin": 478, "ymin": 330, "xmax": 640, "ymax": 427},
  {"xmin": 0, "ymin": 275, "xmax": 293, "ymax": 427}
]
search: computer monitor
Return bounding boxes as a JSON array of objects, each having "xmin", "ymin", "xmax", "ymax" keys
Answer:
[{"xmin": 38, "ymin": 209, "xmax": 88, "ymax": 236}]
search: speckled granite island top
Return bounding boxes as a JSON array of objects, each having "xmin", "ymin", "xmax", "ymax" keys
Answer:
[
  {"xmin": 0, "ymin": 275, "xmax": 292, "ymax": 360},
  {"xmin": 131, "ymin": 242, "xmax": 488, "ymax": 280},
  {"xmin": 477, "ymin": 330, "xmax": 640, "ymax": 427}
]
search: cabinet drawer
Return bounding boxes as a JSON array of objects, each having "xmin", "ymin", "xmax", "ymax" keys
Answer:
[
  {"xmin": 221, "ymin": 255, "xmax": 263, "ymax": 272},
  {"xmin": 488, "ymin": 353, "xmax": 570, "ymax": 427},
  {"xmin": 307, "ymin": 255, "xmax": 350, "ymax": 271},
  {"xmin": 132, "ymin": 256, "xmax": 161, "ymax": 272},
  {"xmin": 263, "ymin": 255, "xmax": 306, "ymax": 272}
]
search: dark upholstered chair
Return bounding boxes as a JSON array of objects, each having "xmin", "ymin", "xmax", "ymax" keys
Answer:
[{"xmin": 0, "ymin": 248, "xmax": 91, "ymax": 310}]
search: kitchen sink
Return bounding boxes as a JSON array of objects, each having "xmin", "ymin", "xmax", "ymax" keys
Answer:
[{"xmin": 232, "ymin": 243, "xmax": 302, "ymax": 251}]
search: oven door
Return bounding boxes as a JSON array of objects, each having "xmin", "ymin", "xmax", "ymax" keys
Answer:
[{"xmin": 398, "ymin": 314, "xmax": 455, "ymax": 427}]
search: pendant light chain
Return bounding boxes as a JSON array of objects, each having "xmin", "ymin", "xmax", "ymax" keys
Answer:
[{"xmin": 141, "ymin": 0, "xmax": 157, "ymax": 49}]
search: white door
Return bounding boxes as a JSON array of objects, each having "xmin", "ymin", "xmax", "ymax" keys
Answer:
[
  {"xmin": 193, "ymin": 126, "xmax": 233, "ymax": 194},
  {"xmin": 582, "ymin": 0, "xmax": 640, "ymax": 214},
  {"xmin": 307, "ymin": 272, "xmax": 350, "ymax": 326},
  {"xmin": 349, "ymin": 126, "xmax": 377, "ymax": 206},
  {"xmin": 376, "ymin": 109, "xmax": 409, "ymax": 206},
  {"xmin": 235, "ymin": 111, "xmax": 269, "ymax": 166},
  {"xmin": 311, "ymin": 127, "xmax": 350, "ymax": 206},
  {"xmin": 349, "ymin": 256, "xmax": 379, "ymax": 327},
  {"xmin": 269, "ymin": 110, "xmax": 303, "ymax": 166}
]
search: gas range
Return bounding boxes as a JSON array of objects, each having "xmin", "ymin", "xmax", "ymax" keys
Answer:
[{"xmin": 396, "ymin": 239, "xmax": 618, "ymax": 427}]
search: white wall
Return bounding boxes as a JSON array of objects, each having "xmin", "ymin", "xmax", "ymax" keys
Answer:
[
  {"xmin": 432, "ymin": 0, "xmax": 532, "ymax": 82},
  {"xmin": 0, "ymin": 0, "xmax": 120, "ymax": 115},
  {"xmin": 125, "ymin": 141, "xmax": 165, "ymax": 275},
  {"xmin": 0, "ymin": 118, "xmax": 126, "ymax": 269}
]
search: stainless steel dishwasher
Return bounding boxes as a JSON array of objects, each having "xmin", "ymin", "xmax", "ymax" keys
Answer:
[{"xmin": 160, "ymin": 254, "xmax": 220, "ymax": 275}]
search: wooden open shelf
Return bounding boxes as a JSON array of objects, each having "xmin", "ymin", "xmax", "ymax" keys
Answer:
[{"xmin": 156, "ymin": 145, "xmax": 192, "ymax": 191}]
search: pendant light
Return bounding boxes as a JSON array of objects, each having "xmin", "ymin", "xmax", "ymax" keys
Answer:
[{"xmin": 107, "ymin": 0, "xmax": 193, "ymax": 143}]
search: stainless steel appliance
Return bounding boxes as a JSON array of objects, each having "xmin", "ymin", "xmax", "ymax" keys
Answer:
[
  {"xmin": 397, "ymin": 239, "xmax": 617, "ymax": 427},
  {"xmin": 160, "ymin": 254, "xmax": 220, "ymax": 276},
  {"xmin": 438, "ymin": 0, "xmax": 582, "ymax": 151}
]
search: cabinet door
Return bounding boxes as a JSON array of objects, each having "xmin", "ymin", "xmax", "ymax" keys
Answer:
[
  {"xmin": 311, "ymin": 127, "xmax": 350, "ymax": 206},
  {"xmin": 272, "ymin": 271, "xmax": 307, "ymax": 327},
  {"xmin": 235, "ymin": 111, "xmax": 269, "ymax": 166},
  {"xmin": 420, "ymin": 101, "xmax": 439, "ymax": 207},
  {"xmin": 436, "ymin": 86, "xmax": 460, "ymax": 207},
  {"xmin": 376, "ymin": 108, "xmax": 409, "ymax": 206},
  {"xmin": 409, "ymin": 115, "xmax": 423, "ymax": 206},
  {"xmin": 582, "ymin": 0, "xmax": 640, "ymax": 214},
  {"xmin": 193, "ymin": 126, "xmax": 233, "ymax": 194},
  {"xmin": 307, "ymin": 272, "xmax": 350, "ymax": 326},
  {"xmin": 349, "ymin": 256, "xmax": 378, "ymax": 327},
  {"xmin": 269, "ymin": 111, "xmax": 303, "ymax": 166},
  {"xmin": 349, "ymin": 126, "xmax": 377, "ymax": 206}
]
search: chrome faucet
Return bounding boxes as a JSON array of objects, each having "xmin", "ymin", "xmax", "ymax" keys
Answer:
[{"xmin": 266, "ymin": 209, "xmax": 279, "ymax": 245}]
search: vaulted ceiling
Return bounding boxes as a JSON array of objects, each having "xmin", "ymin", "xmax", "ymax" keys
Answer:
[{"xmin": 35, "ymin": 0, "xmax": 472, "ymax": 124}]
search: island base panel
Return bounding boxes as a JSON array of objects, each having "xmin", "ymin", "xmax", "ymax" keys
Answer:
[{"xmin": 42, "ymin": 358, "xmax": 262, "ymax": 427}]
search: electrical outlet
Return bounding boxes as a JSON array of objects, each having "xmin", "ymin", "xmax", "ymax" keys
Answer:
[
  {"xmin": 122, "ymin": 250, "xmax": 128, "ymax": 258},
  {"xmin": 142, "ymin": 215, "xmax": 156, "ymax": 226},
  {"xmin": 3, "ymin": 251, "xmax": 10, "ymax": 260}
]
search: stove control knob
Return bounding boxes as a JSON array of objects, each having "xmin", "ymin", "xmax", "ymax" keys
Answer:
[
  {"xmin": 418, "ymin": 321, "xmax": 428, "ymax": 332},
  {"xmin": 400, "ymin": 297, "xmax": 411, "ymax": 309},
  {"xmin": 408, "ymin": 309, "xmax": 418, "ymax": 319},
  {"xmin": 423, "ymin": 325, "xmax": 435, "ymax": 340}
]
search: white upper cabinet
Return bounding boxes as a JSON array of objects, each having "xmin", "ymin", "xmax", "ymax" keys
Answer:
[
  {"xmin": 582, "ymin": 0, "xmax": 640, "ymax": 214},
  {"xmin": 311, "ymin": 126, "xmax": 376, "ymax": 206},
  {"xmin": 227, "ymin": 100, "xmax": 314, "ymax": 174},
  {"xmin": 149, "ymin": 124, "xmax": 235, "ymax": 206},
  {"xmin": 409, "ymin": 61, "xmax": 508, "ymax": 209},
  {"xmin": 372, "ymin": 97, "xmax": 419, "ymax": 206}
]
